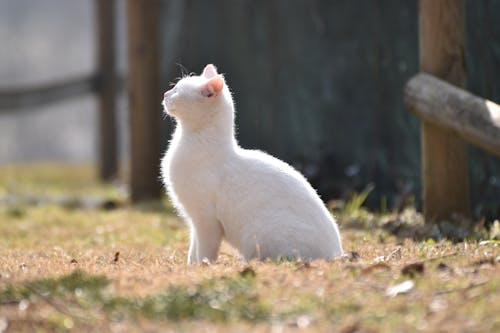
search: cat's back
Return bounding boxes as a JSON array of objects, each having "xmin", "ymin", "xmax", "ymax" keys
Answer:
[
  {"xmin": 227, "ymin": 148, "xmax": 318, "ymax": 199},
  {"xmin": 219, "ymin": 147, "xmax": 332, "ymax": 223}
]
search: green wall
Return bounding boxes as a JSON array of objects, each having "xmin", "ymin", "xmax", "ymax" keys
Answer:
[{"xmin": 159, "ymin": 0, "xmax": 500, "ymax": 216}]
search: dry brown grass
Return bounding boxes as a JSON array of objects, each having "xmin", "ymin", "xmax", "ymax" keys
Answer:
[{"xmin": 0, "ymin": 164, "xmax": 498, "ymax": 332}]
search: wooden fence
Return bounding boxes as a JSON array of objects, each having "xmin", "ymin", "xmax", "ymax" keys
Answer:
[
  {"xmin": 406, "ymin": 0, "xmax": 500, "ymax": 223},
  {"xmin": 2, "ymin": 0, "xmax": 498, "ymax": 212},
  {"xmin": 0, "ymin": 0, "xmax": 162, "ymax": 202}
]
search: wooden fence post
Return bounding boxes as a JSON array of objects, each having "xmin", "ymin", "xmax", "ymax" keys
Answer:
[
  {"xmin": 127, "ymin": 0, "xmax": 162, "ymax": 202},
  {"xmin": 419, "ymin": 0, "xmax": 470, "ymax": 222},
  {"xmin": 96, "ymin": 0, "xmax": 118, "ymax": 181}
]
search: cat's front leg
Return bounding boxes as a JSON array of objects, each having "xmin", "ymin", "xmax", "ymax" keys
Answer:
[
  {"xmin": 187, "ymin": 226, "xmax": 198, "ymax": 265},
  {"xmin": 190, "ymin": 219, "xmax": 223, "ymax": 264}
]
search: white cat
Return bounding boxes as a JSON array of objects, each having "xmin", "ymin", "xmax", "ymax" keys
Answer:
[{"xmin": 161, "ymin": 64, "xmax": 343, "ymax": 264}]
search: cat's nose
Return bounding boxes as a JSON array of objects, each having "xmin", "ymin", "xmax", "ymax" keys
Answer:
[{"xmin": 164, "ymin": 88, "xmax": 173, "ymax": 98}]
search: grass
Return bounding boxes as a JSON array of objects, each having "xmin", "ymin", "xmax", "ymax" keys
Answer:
[
  {"xmin": 0, "ymin": 163, "xmax": 498, "ymax": 332},
  {"xmin": 0, "ymin": 269, "xmax": 268, "ymax": 323}
]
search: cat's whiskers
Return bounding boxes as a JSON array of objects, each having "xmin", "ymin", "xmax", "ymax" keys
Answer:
[{"xmin": 175, "ymin": 63, "xmax": 189, "ymax": 77}]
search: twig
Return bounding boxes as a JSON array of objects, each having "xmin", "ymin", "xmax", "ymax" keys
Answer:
[
  {"xmin": 435, "ymin": 280, "xmax": 490, "ymax": 296},
  {"xmin": 386, "ymin": 247, "xmax": 402, "ymax": 261},
  {"xmin": 425, "ymin": 252, "xmax": 460, "ymax": 262},
  {"xmin": 354, "ymin": 280, "xmax": 385, "ymax": 292},
  {"xmin": 24, "ymin": 285, "xmax": 85, "ymax": 320}
]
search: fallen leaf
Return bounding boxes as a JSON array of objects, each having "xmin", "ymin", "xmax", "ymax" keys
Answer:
[
  {"xmin": 386, "ymin": 280, "xmax": 414, "ymax": 297},
  {"xmin": 100, "ymin": 199, "xmax": 120, "ymax": 211},
  {"xmin": 478, "ymin": 240, "xmax": 500, "ymax": 246},
  {"xmin": 295, "ymin": 261, "xmax": 312, "ymax": 271},
  {"xmin": 437, "ymin": 262, "xmax": 452, "ymax": 271},
  {"xmin": 401, "ymin": 262, "xmax": 424, "ymax": 277},
  {"xmin": 296, "ymin": 315, "xmax": 312, "ymax": 328},
  {"xmin": 18, "ymin": 299, "xmax": 29, "ymax": 311},
  {"xmin": 240, "ymin": 266, "xmax": 256, "ymax": 278},
  {"xmin": 343, "ymin": 251, "xmax": 361, "ymax": 262},
  {"xmin": 471, "ymin": 257, "xmax": 495, "ymax": 267}
]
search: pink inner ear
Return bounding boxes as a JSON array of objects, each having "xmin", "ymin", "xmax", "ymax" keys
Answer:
[
  {"xmin": 202, "ymin": 75, "xmax": 224, "ymax": 97},
  {"xmin": 202, "ymin": 64, "xmax": 218, "ymax": 78}
]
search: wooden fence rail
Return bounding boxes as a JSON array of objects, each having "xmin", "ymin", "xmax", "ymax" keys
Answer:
[
  {"xmin": 405, "ymin": 73, "xmax": 500, "ymax": 158},
  {"xmin": 0, "ymin": 75, "xmax": 97, "ymax": 111},
  {"xmin": 0, "ymin": 74, "xmax": 126, "ymax": 111}
]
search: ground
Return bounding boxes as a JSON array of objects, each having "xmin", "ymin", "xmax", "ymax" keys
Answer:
[{"xmin": 0, "ymin": 164, "xmax": 498, "ymax": 332}]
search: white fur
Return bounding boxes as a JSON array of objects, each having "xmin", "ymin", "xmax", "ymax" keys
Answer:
[{"xmin": 161, "ymin": 65, "xmax": 343, "ymax": 264}]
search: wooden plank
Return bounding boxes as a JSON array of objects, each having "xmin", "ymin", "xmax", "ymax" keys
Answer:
[
  {"xmin": 419, "ymin": 0, "xmax": 470, "ymax": 222},
  {"xmin": 127, "ymin": 0, "xmax": 162, "ymax": 202},
  {"xmin": 0, "ymin": 75, "xmax": 96, "ymax": 110},
  {"xmin": 405, "ymin": 73, "xmax": 500, "ymax": 158},
  {"xmin": 0, "ymin": 75, "xmax": 126, "ymax": 111},
  {"xmin": 96, "ymin": 0, "xmax": 118, "ymax": 181}
]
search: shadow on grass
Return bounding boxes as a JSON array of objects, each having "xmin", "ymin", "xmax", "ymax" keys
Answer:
[{"xmin": 0, "ymin": 270, "xmax": 269, "ymax": 324}]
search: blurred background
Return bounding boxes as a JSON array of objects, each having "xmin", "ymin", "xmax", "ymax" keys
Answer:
[{"xmin": 0, "ymin": 0, "xmax": 499, "ymax": 218}]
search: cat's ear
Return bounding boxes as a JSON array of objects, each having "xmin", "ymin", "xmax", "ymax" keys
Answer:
[
  {"xmin": 201, "ymin": 75, "xmax": 224, "ymax": 97},
  {"xmin": 202, "ymin": 64, "xmax": 218, "ymax": 79}
]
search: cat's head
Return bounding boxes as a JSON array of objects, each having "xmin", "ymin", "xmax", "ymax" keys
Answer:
[{"xmin": 162, "ymin": 64, "xmax": 231, "ymax": 128}]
